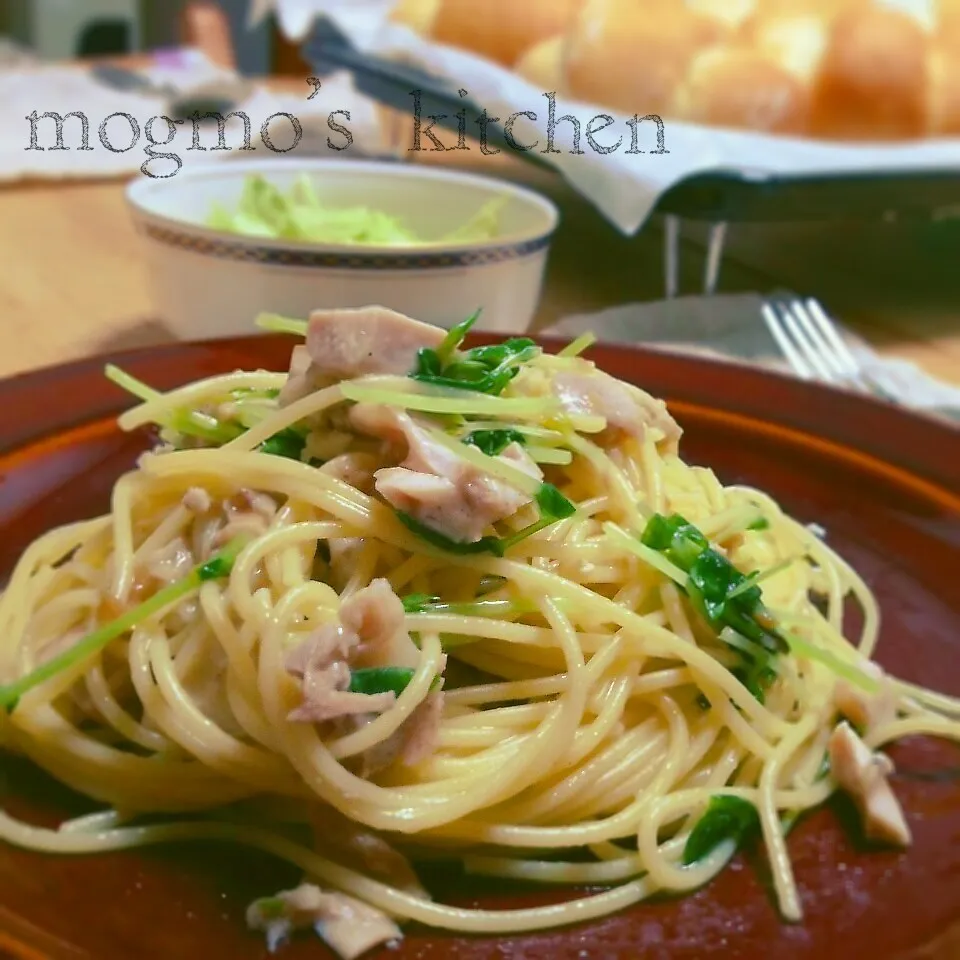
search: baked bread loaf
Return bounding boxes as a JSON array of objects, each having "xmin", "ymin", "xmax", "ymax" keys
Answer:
[{"xmin": 391, "ymin": 0, "xmax": 960, "ymax": 139}]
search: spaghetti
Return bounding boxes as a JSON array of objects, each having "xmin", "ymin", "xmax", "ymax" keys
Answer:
[{"xmin": 0, "ymin": 307, "xmax": 957, "ymax": 958}]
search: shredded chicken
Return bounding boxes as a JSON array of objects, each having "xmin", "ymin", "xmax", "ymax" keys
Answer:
[
  {"xmin": 350, "ymin": 403, "xmax": 543, "ymax": 543},
  {"xmin": 285, "ymin": 627, "xmax": 395, "ymax": 724},
  {"xmin": 181, "ymin": 486, "xmax": 212, "ymax": 514},
  {"xmin": 342, "ymin": 578, "xmax": 419, "ymax": 670},
  {"xmin": 144, "ymin": 536, "xmax": 194, "ymax": 583},
  {"xmin": 277, "ymin": 344, "xmax": 315, "ymax": 406},
  {"xmin": 239, "ymin": 488, "xmax": 278, "ymax": 519},
  {"xmin": 834, "ymin": 662, "xmax": 898, "ymax": 734},
  {"xmin": 279, "ymin": 307, "xmax": 445, "ymax": 407},
  {"xmin": 553, "ymin": 369, "xmax": 682, "ymax": 448},
  {"xmin": 212, "ymin": 491, "xmax": 277, "ymax": 548},
  {"xmin": 285, "ymin": 579, "xmax": 420, "ymax": 724},
  {"xmin": 828, "ymin": 721, "xmax": 911, "ymax": 847},
  {"xmin": 359, "ymin": 690, "xmax": 446, "ymax": 778},
  {"xmin": 327, "ymin": 535, "xmax": 364, "ymax": 568},
  {"xmin": 306, "ymin": 306, "xmax": 445, "ymax": 379},
  {"xmin": 246, "ymin": 883, "xmax": 401, "ymax": 959},
  {"xmin": 318, "ymin": 452, "xmax": 379, "ymax": 495}
]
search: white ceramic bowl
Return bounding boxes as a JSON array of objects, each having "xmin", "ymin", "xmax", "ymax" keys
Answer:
[{"xmin": 125, "ymin": 158, "xmax": 559, "ymax": 339}]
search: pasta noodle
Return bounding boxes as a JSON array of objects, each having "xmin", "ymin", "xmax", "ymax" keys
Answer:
[{"xmin": 0, "ymin": 307, "xmax": 957, "ymax": 957}]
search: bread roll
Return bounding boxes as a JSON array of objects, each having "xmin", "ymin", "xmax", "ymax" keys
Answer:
[
  {"xmin": 408, "ymin": 0, "xmax": 583, "ymax": 67},
  {"xmin": 389, "ymin": 0, "xmax": 441, "ymax": 35},
  {"xmin": 671, "ymin": 46, "xmax": 810, "ymax": 133},
  {"xmin": 937, "ymin": 0, "xmax": 960, "ymax": 38},
  {"xmin": 745, "ymin": 12, "xmax": 831, "ymax": 85},
  {"xmin": 927, "ymin": 43, "xmax": 960, "ymax": 132},
  {"xmin": 564, "ymin": 0, "xmax": 727, "ymax": 116},
  {"xmin": 515, "ymin": 36, "xmax": 565, "ymax": 91},
  {"xmin": 686, "ymin": 0, "xmax": 760, "ymax": 31},
  {"xmin": 393, "ymin": 0, "xmax": 960, "ymax": 140},
  {"xmin": 810, "ymin": 2, "xmax": 929, "ymax": 139}
]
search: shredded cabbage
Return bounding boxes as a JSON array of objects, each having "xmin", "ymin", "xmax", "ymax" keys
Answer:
[{"xmin": 207, "ymin": 173, "xmax": 506, "ymax": 247}]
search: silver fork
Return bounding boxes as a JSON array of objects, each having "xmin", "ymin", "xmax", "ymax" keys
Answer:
[{"xmin": 761, "ymin": 298, "xmax": 894, "ymax": 401}]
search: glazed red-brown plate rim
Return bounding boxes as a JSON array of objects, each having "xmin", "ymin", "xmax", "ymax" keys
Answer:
[{"xmin": 0, "ymin": 333, "xmax": 959, "ymax": 960}]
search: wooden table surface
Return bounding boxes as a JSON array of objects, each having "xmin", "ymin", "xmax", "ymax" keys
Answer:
[{"xmin": 1, "ymin": 91, "xmax": 960, "ymax": 386}]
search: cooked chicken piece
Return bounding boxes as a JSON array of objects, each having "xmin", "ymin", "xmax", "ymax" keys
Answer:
[
  {"xmin": 306, "ymin": 306, "xmax": 445, "ymax": 379},
  {"xmin": 285, "ymin": 579, "xmax": 420, "ymax": 723},
  {"xmin": 342, "ymin": 577, "xmax": 420, "ymax": 670},
  {"xmin": 212, "ymin": 512, "xmax": 271, "ymax": 548},
  {"xmin": 350, "ymin": 403, "xmax": 542, "ymax": 543},
  {"xmin": 833, "ymin": 661, "xmax": 898, "ymax": 734},
  {"xmin": 553, "ymin": 369, "xmax": 682, "ymax": 448},
  {"xmin": 246, "ymin": 883, "xmax": 401, "ymax": 959},
  {"xmin": 356, "ymin": 685, "xmax": 447, "ymax": 778},
  {"xmin": 181, "ymin": 486, "xmax": 212, "ymax": 514},
  {"xmin": 144, "ymin": 536, "xmax": 194, "ymax": 583},
  {"xmin": 212, "ymin": 491, "xmax": 277, "ymax": 548},
  {"xmin": 279, "ymin": 307, "xmax": 445, "ymax": 407},
  {"xmin": 376, "ymin": 466, "xmax": 529, "ymax": 543},
  {"xmin": 285, "ymin": 628, "xmax": 396, "ymax": 724},
  {"xmin": 238, "ymin": 488, "xmax": 278, "ymax": 519},
  {"xmin": 828, "ymin": 721, "xmax": 911, "ymax": 847},
  {"xmin": 327, "ymin": 536, "xmax": 365, "ymax": 572},
  {"xmin": 341, "ymin": 578, "xmax": 406, "ymax": 649},
  {"xmin": 398, "ymin": 688, "xmax": 445, "ymax": 767},
  {"xmin": 278, "ymin": 344, "xmax": 316, "ymax": 407},
  {"xmin": 318, "ymin": 452, "xmax": 379, "ymax": 495},
  {"xmin": 347, "ymin": 401, "xmax": 412, "ymax": 446}
]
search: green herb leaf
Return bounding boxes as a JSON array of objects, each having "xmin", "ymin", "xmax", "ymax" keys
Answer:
[
  {"xmin": 348, "ymin": 666, "xmax": 442, "ymax": 697},
  {"xmin": 731, "ymin": 664, "xmax": 778, "ymax": 705},
  {"xmin": 683, "ymin": 795, "xmax": 760, "ymax": 865},
  {"xmin": 640, "ymin": 513, "xmax": 709, "ymax": 570},
  {"xmin": 0, "ymin": 536, "xmax": 249, "ymax": 713},
  {"xmin": 436, "ymin": 310, "xmax": 481, "ymax": 362},
  {"xmin": 464, "ymin": 429, "xmax": 526, "ymax": 457},
  {"xmin": 535, "ymin": 483, "xmax": 577, "ymax": 521},
  {"xmin": 410, "ymin": 323, "xmax": 539, "ymax": 397},
  {"xmin": 197, "ymin": 535, "xmax": 249, "ymax": 581},
  {"xmin": 349, "ymin": 666, "xmax": 417, "ymax": 697},
  {"xmin": 252, "ymin": 897, "xmax": 287, "ymax": 920},
  {"xmin": 401, "ymin": 593, "xmax": 441, "ymax": 613},
  {"xmin": 258, "ymin": 428, "xmax": 306, "ymax": 460},
  {"xmin": 639, "ymin": 513, "xmax": 789, "ymax": 699},
  {"xmin": 747, "ymin": 517, "xmax": 770, "ymax": 531}
]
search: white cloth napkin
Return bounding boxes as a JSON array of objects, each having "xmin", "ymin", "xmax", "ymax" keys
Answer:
[
  {"xmin": 543, "ymin": 294, "xmax": 960, "ymax": 422},
  {"xmin": 252, "ymin": 0, "xmax": 960, "ymax": 235},
  {"xmin": 0, "ymin": 49, "xmax": 386, "ymax": 183}
]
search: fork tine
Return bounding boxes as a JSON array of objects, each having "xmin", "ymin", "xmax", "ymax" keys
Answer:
[
  {"xmin": 805, "ymin": 299, "xmax": 862, "ymax": 378},
  {"xmin": 788, "ymin": 300, "xmax": 847, "ymax": 380},
  {"xmin": 779, "ymin": 301, "xmax": 839, "ymax": 382},
  {"xmin": 762, "ymin": 303, "xmax": 815, "ymax": 379}
]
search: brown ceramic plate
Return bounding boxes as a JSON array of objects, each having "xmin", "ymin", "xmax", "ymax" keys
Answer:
[{"xmin": 1, "ymin": 336, "xmax": 959, "ymax": 960}]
